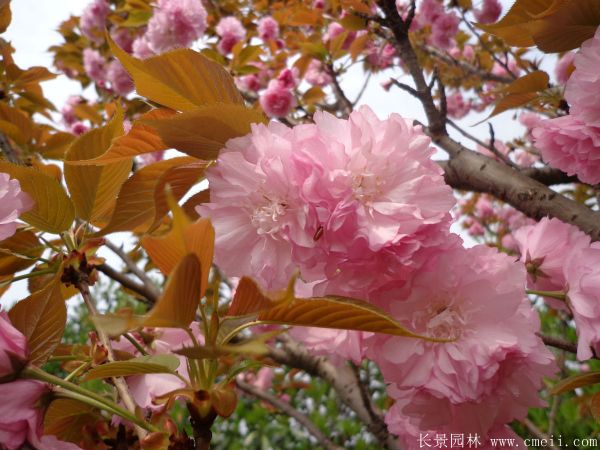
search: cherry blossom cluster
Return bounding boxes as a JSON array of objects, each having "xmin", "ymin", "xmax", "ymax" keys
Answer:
[
  {"xmin": 198, "ymin": 105, "xmax": 557, "ymax": 446},
  {"xmin": 534, "ymin": 27, "xmax": 600, "ymax": 184}
]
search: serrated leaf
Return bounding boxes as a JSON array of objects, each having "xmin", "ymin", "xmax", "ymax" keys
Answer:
[
  {"xmin": 44, "ymin": 399, "xmax": 102, "ymax": 444},
  {"xmin": 0, "ymin": 162, "xmax": 75, "ymax": 233},
  {"xmin": 8, "ymin": 277, "xmax": 66, "ymax": 366},
  {"xmin": 84, "ymin": 354, "xmax": 180, "ymax": 380},
  {"xmin": 108, "ymin": 35, "xmax": 243, "ymax": 111},
  {"xmin": 64, "ymin": 108, "xmax": 132, "ymax": 222},
  {"xmin": 66, "ymin": 109, "xmax": 174, "ymax": 166},
  {"xmin": 0, "ymin": 229, "xmax": 43, "ymax": 276},
  {"xmin": 228, "ymin": 277, "xmax": 443, "ymax": 341},
  {"xmin": 142, "ymin": 104, "xmax": 267, "ymax": 160},
  {"xmin": 93, "ymin": 254, "xmax": 202, "ymax": 335},
  {"xmin": 552, "ymin": 371, "xmax": 600, "ymax": 395},
  {"xmin": 97, "ymin": 157, "xmax": 206, "ymax": 235}
]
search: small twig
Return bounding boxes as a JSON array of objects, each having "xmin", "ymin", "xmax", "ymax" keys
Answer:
[
  {"xmin": 352, "ymin": 70, "xmax": 373, "ymax": 106},
  {"xmin": 521, "ymin": 418, "xmax": 560, "ymax": 450},
  {"xmin": 104, "ymin": 240, "xmax": 161, "ymax": 300},
  {"xmin": 389, "ymin": 78, "xmax": 419, "ymax": 97},
  {"xmin": 537, "ymin": 333, "xmax": 580, "ymax": 356},
  {"xmin": 96, "ymin": 263, "xmax": 158, "ymax": 304},
  {"xmin": 326, "ymin": 63, "xmax": 353, "ymax": 117},
  {"xmin": 237, "ymin": 379, "xmax": 344, "ymax": 450}
]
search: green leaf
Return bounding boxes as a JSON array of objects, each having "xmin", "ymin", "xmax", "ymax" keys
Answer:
[
  {"xmin": 84, "ymin": 354, "xmax": 180, "ymax": 380},
  {"xmin": 108, "ymin": 35, "xmax": 244, "ymax": 111},
  {"xmin": 8, "ymin": 277, "xmax": 66, "ymax": 366},
  {"xmin": 0, "ymin": 162, "xmax": 75, "ymax": 233}
]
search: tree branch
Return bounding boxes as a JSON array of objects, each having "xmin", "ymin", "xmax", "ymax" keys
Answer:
[
  {"xmin": 237, "ymin": 379, "xmax": 344, "ymax": 450},
  {"xmin": 96, "ymin": 263, "xmax": 158, "ymax": 305},
  {"xmin": 269, "ymin": 336, "xmax": 401, "ymax": 450}
]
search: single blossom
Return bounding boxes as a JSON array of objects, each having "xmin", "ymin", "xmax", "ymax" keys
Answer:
[
  {"xmin": 473, "ymin": 0, "xmax": 502, "ymax": 25},
  {"xmin": 304, "ymin": 60, "xmax": 332, "ymax": 87},
  {"xmin": 80, "ymin": 0, "xmax": 110, "ymax": 44},
  {"xmin": 146, "ymin": 0, "xmax": 208, "ymax": 54},
  {"xmin": 259, "ymin": 80, "xmax": 296, "ymax": 118},
  {"xmin": 446, "ymin": 91, "xmax": 470, "ymax": 119},
  {"xmin": 533, "ymin": 115, "xmax": 600, "ymax": 185},
  {"xmin": 82, "ymin": 48, "xmax": 106, "ymax": 86},
  {"xmin": 106, "ymin": 59, "xmax": 134, "ymax": 96},
  {"xmin": 216, "ymin": 16, "xmax": 246, "ymax": 54},
  {"xmin": 429, "ymin": 12, "xmax": 459, "ymax": 50},
  {"xmin": 564, "ymin": 244, "xmax": 600, "ymax": 360},
  {"xmin": 257, "ymin": 16, "xmax": 279, "ymax": 41},
  {"xmin": 564, "ymin": 26, "xmax": 600, "ymax": 125},
  {"xmin": 0, "ymin": 312, "xmax": 28, "ymax": 380},
  {"xmin": 367, "ymin": 244, "xmax": 556, "ymax": 440},
  {"xmin": 514, "ymin": 217, "xmax": 591, "ymax": 293},
  {"xmin": 0, "ymin": 174, "xmax": 33, "ymax": 241}
]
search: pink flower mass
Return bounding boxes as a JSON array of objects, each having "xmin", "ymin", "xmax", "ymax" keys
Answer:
[{"xmin": 146, "ymin": 0, "xmax": 208, "ymax": 54}]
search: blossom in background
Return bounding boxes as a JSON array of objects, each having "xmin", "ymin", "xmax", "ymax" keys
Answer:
[
  {"xmin": 216, "ymin": 16, "xmax": 246, "ymax": 55},
  {"xmin": 106, "ymin": 59, "xmax": 134, "ymax": 96},
  {"xmin": 82, "ymin": 48, "xmax": 106, "ymax": 86},
  {"xmin": 146, "ymin": 0, "xmax": 208, "ymax": 54},
  {"xmin": 446, "ymin": 91, "xmax": 471, "ymax": 119},
  {"xmin": 473, "ymin": 0, "xmax": 502, "ymax": 25},
  {"xmin": 0, "ymin": 174, "xmax": 33, "ymax": 242},
  {"xmin": 257, "ymin": 16, "xmax": 279, "ymax": 41},
  {"xmin": 132, "ymin": 35, "xmax": 155, "ymax": 59},
  {"xmin": 80, "ymin": 0, "xmax": 110, "ymax": 44},
  {"xmin": 259, "ymin": 80, "xmax": 296, "ymax": 117},
  {"xmin": 368, "ymin": 244, "xmax": 555, "ymax": 443},
  {"xmin": 304, "ymin": 60, "xmax": 332, "ymax": 87},
  {"xmin": 110, "ymin": 28, "xmax": 134, "ymax": 54}
]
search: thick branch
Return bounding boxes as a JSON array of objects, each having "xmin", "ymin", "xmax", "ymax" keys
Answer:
[
  {"xmin": 269, "ymin": 336, "xmax": 400, "ymax": 450},
  {"xmin": 237, "ymin": 379, "xmax": 344, "ymax": 450},
  {"xmin": 435, "ymin": 139, "xmax": 600, "ymax": 241},
  {"xmin": 96, "ymin": 263, "xmax": 158, "ymax": 304}
]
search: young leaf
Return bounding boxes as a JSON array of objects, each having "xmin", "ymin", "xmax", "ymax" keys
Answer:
[
  {"xmin": 84, "ymin": 354, "xmax": 180, "ymax": 380},
  {"xmin": 8, "ymin": 277, "xmax": 66, "ymax": 366},
  {"xmin": 0, "ymin": 162, "xmax": 75, "ymax": 233},
  {"xmin": 0, "ymin": 229, "xmax": 44, "ymax": 276},
  {"xmin": 488, "ymin": 71, "xmax": 549, "ymax": 118},
  {"xmin": 108, "ymin": 36, "xmax": 244, "ymax": 111},
  {"xmin": 64, "ymin": 108, "xmax": 132, "ymax": 222},
  {"xmin": 97, "ymin": 157, "xmax": 206, "ymax": 235},
  {"xmin": 142, "ymin": 104, "xmax": 267, "ymax": 160},
  {"xmin": 66, "ymin": 109, "xmax": 174, "ymax": 166},
  {"xmin": 552, "ymin": 371, "xmax": 600, "ymax": 395},
  {"xmin": 44, "ymin": 399, "xmax": 102, "ymax": 444},
  {"xmin": 93, "ymin": 254, "xmax": 202, "ymax": 335}
]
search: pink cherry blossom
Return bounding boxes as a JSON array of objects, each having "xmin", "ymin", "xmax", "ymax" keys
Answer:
[
  {"xmin": 304, "ymin": 60, "xmax": 332, "ymax": 87},
  {"xmin": 137, "ymin": 150, "xmax": 166, "ymax": 168},
  {"xmin": 533, "ymin": 115, "xmax": 600, "ymax": 185},
  {"xmin": 82, "ymin": 48, "xmax": 106, "ymax": 86},
  {"xmin": 110, "ymin": 28, "xmax": 134, "ymax": 54},
  {"xmin": 236, "ymin": 74, "xmax": 261, "ymax": 92},
  {"xmin": 289, "ymin": 328, "xmax": 364, "ymax": 365},
  {"xmin": 106, "ymin": 59, "xmax": 134, "ymax": 96},
  {"xmin": 0, "ymin": 173, "xmax": 33, "ymax": 241},
  {"xmin": 60, "ymin": 95, "xmax": 82, "ymax": 127},
  {"xmin": 446, "ymin": 91, "xmax": 470, "ymax": 119},
  {"xmin": 216, "ymin": 17, "xmax": 246, "ymax": 54},
  {"xmin": 257, "ymin": 16, "xmax": 279, "ymax": 41},
  {"xmin": 514, "ymin": 217, "xmax": 591, "ymax": 293},
  {"xmin": 564, "ymin": 244, "xmax": 600, "ymax": 360},
  {"xmin": 132, "ymin": 35, "xmax": 155, "ymax": 59},
  {"xmin": 70, "ymin": 122, "xmax": 89, "ymax": 136},
  {"xmin": 367, "ymin": 244, "xmax": 556, "ymax": 440},
  {"xmin": 0, "ymin": 380, "xmax": 82, "ymax": 450},
  {"xmin": 473, "ymin": 0, "xmax": 502, "ymax": 25},
  {"xmin": 198, "ymin": 106, "xmax": 455, "ymax": 296},
  {"xmin": 80, "ymin": 0, "xmax": 110, "ymax": 44},
  {"xmin": 259, "ymin": 80, "xmax": 296, "ymax": 118},
  {"xmin": 564, "ymin": 27, "xmax": 600, "ymax": 125},
  {"xmin": 555, "ymin": 52, "xmax": 575, "ymax": 85},
  {"xmin": 146, "ymin": 0, "xmax": 208, "ymax": 54},
  {"xmin": 0, "ymin": 311, "xmax": 28, "ymax": 379},
  {"xmin": 276, "ymin": 68, "xmax": 297, "ymax": 90},
  {"xmin": 324, "ymin": 23, "xmax": 355, "ymax": 49},
  {"xmin": 429, "ymin": 12, "xmax": 459, "ymax": 50}
]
